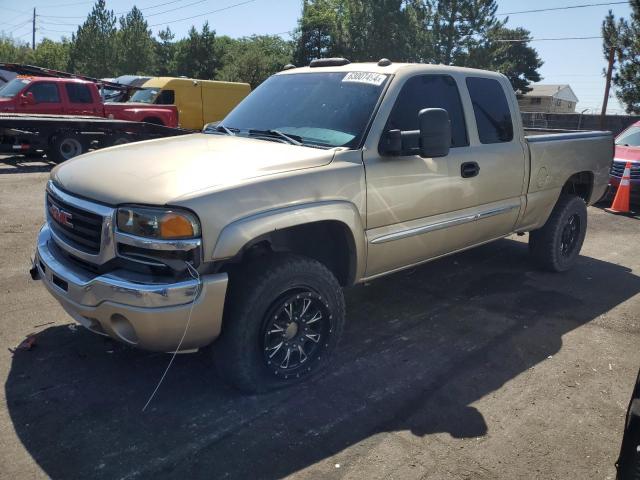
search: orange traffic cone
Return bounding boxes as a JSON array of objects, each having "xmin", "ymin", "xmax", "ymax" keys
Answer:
[{"xmin": 606, "ymin": 161, "xmax": 632, "ymax": 214}]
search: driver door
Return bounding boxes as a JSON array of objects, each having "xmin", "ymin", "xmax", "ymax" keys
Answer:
[
  {"xmin": 21, "ymin": 81, "xmax": 63, "ymax": 115},
  {"xmin": 363, "ymin": 73, "xmax": 523, "ymax": 278}
]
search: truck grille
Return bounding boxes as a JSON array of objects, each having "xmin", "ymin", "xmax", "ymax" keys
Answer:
[
  {"xmin": 47, "ymin": 192, "xmax": 103, "ymax": 254},
  {"xmin": 611, "ymin": 161, "xmax": 640, "ymax": 179}
]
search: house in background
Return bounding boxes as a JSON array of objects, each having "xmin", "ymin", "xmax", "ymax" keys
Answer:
[{"xmin": 518, "ymin": 84, "xmax": 579, "ymax": 113}]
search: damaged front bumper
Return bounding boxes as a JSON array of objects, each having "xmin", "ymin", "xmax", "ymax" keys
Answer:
[{"xmin": 33, "ymin": 224, "xmax": 228, "ymax": 352}]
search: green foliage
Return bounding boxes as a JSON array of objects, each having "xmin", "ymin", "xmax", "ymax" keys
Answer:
[
  {"xmin": 342, "ymin": 0, "xmax": 416, "ymax": 61},
  {"xmin": 117, "ymin": 6, "xmax": 156, "ymax": 75},
  {"xmin": 68, "ymin": 0, "xmax": 117, "ymax": 77},
  {"xmin": 430, "ymin": 0, "xmax": 504, "ymax": 65},
  {"xmin": 217, "ymin": 35, "xmax": 294, "ymax": 88},
  {"xmin": 464, "ymin": 26, "xmax": 543, "ymax": 93},
  {"xmin": 31, "ymin": 38, "xmax": 71, "ymax": 71},
  {"xmin": 1, "ymin": 0, "xmax": 544, "ymax": 93},
  {"xmin": 155, "ymin": 27, "xmax": 177, "ymax": 76},
  {"xmin": 294, "ymin": 0, "xmax": 342, "ymax": 65},
  {"xmin": 174, "ymin": 23, "xmax": 219, "ymax": 79},
  {"xmin": 0, "ymin": 37, "xmax": 32, "ymax": 64},
  {"xmin": 603, "ymin": 1, "xmax": 640, "ymax": 113},
  {"xmin": 292, "ymin": 0, "xmax": 541, "ymax": 91}
]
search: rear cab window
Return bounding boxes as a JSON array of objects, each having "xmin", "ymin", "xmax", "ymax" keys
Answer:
[
  {"xmin": 65, "ymin": 83, "xmax": 93, "ymax": 103},
  {"xmin": 156, "ymin": 90, "xmax": 175, "ymax": 104},
  {"xmin": 465, "ymin": 77, "xmax": 514, "ymax": 144},
  {"xmin": 385, "ymin": 74, "xmax": 468, "ymax": 151}
]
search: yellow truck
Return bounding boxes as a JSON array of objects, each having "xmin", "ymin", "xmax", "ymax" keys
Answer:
[{"xmin": 128, "ymin": 77, "xmax": 250, "ymax": 130}]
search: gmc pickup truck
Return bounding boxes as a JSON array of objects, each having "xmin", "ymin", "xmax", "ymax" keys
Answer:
[
  {"xmin": 0, "ymin": 77, "xmax": 178, "ymax": 127},
  {"xmin": 32, "ymin": 60, "xmax": 613, "ymax": 393}
]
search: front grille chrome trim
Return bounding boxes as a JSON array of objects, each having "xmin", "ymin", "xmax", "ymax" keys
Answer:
[{"xmin": 46, "ymin": 181, "xmax": 116, "ymax": 265}]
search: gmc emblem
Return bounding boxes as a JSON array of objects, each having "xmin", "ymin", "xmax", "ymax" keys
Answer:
[{"xmin": 49, "ymin": 204, "xmax": 73, "ymax": 228}]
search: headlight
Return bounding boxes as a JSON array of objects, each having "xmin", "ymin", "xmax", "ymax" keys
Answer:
[{"xmin": 116, "ymin": 206, "xmax": 200, "ymax": 239}]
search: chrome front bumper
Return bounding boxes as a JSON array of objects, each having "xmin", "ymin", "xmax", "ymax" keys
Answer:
[{"xmin": 34, "ymin": 224, "xmax": 228, "ymax": 352}]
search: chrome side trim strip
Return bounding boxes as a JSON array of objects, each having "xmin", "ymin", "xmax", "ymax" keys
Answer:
[
  {"xmin": 115, "ymin": 231, "xmax": 202, "ymax": 251},
  {"xmin": 370, "ymin": 204, "xmax": 520, "ymax": 245}
]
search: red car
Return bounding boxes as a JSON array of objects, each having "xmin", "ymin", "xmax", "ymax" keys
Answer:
[
  {"xmin": 610, "ymin": 121, "xmax": 640, "ymax": 200},
  {"xmin": 0, "ymin": 77, "xmax": 178, "ymax": 127}
]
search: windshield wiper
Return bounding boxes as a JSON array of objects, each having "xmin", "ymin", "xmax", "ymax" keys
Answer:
[
  {"xmin": 248, "ymin": 129, "xmax": 303, "ymax": 146},
  {"xmin": 203, "ymin": 123, "xmax": 237, "ymax": 136}
]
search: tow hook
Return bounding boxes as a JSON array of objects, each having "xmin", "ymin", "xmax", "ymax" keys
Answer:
[{"xmin": 29, "ymin": 258, "xmax": 41, "ymax": 281}]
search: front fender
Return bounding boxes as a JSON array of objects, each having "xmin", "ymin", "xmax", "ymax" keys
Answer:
[{"xmin": 212, "ymin": 200, "xmax": 367, "ymax": 283}]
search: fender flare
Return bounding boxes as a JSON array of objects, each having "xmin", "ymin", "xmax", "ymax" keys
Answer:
[{"xmin": 212, "ymin": 200, "xmax": 367, "ymax": 283}]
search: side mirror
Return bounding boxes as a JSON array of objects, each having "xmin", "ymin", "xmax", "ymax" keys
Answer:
[
  {"xmin": 379, "ymin": 108, "xmax": 451, "ymax": 158},
  {"xmin": 20, "ymin": 92, "xmax": 36, "ymax": 105},
  {"xmin": 418, "ymin": 108, "xmax": 451, "ymax": 158}
]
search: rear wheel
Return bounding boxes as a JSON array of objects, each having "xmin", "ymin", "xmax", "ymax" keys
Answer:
[
  {"xmin": 529, "ymin": 195, "xmax": 587, "ymax": 272},
  {"xmin": 213, "ymin": 254, "xmax": 345, "ymax": 393},
  {"xmin": 48, "ymin": 135, "xmax": 86, "ymax": 163}
]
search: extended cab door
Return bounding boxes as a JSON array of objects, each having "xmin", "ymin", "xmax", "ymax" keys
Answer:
[
  {"xmin": 19, "ymin": 81, "xmax": 63, "ymax": 115},
  {"xmin": 363, "ymin": 72, "xmax": 525, "ymax": 278},
  {"xmin": 63, "ymin": 82, "xmax": 101, "ymax": 116}
]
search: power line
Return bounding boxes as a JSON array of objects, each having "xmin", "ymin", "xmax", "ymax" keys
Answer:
[
  {"xmin": 149, "ymin": 0, "xmax": 260, "ymax": 27},
  {"xmin": 32, "ymin": 0, "xmax": 94, "ymax": 8},
  {"xmin": 145, "ymin": 0, "xmax": 208, "ymax": 18},
  {"xmin": 495, "ymin": 35, "xmax": 603, "ymax": 42},
  {"xmin": 2, "ymin": 18, "xmax": 32, "ymax": 30},
  {"xmin": 497, "ymin": 1, "xmax": 628, "ymax": 16}
]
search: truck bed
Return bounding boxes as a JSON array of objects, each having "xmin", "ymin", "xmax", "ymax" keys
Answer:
[{"xmin": 516, "ymin": 129, "xmax": 613, "ymax": 231}]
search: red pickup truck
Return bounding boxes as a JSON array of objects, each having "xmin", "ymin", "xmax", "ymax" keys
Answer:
[{"xmin": 0, "ymin": 77, "xmax": 178, "ymax": 127}]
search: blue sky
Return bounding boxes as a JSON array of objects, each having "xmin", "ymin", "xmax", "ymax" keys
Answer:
[{"xmin": 0, "ymin": 0, "xmax": 633, "ymax": 113}]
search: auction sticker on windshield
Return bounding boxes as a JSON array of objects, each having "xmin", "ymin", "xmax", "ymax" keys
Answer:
[{"xmin": 342, "ymin": 72, "xmax": 388, "ymax": 86}]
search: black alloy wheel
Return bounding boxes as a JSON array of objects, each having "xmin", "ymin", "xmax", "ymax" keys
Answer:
[{"xmin": 262, "ymin": 290, "xmax": 332, "ymax": 379}]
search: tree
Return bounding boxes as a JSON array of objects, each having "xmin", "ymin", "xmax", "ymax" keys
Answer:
[
  {"xmin": 217, "ymin": 35, "xmax": 294, "ymax": 88},
  {"xmin": 68, "ymin": 0, "xmax": 117, "ymax": 77},
  {"xmin": 293, "ymin": 0, "xmax": 343, "ymax": 65},
  {"xmin": 429, "ymin": 0, "xmax": 504, "ymax": 65},
  {"xmin": 117, "ymin": 6, "xmax": 156, "ymax": 74},
  {"xmin": 155, "ymin": 27, "xmax": 176, "ymax": 76},
  {"xmin": 465, "ymin": 26, "xmax": 542, "ymax": 93},
  {"xmin": 342, "ymin": 0, "xmax": 416, "ymax": 61},
  {"xmin": 602, "ymin": 2, "xmax": 640, "ymax": 113},
  {"xmin": 0, "ymin": 36, "xmax": 32, "ymax": 64},
  {"xmin": 174, "ymin": 22, "xmax": 219, "ymax": 79},
  {"xmin": 31, "ymin": 38, "xmax": 71, "ymax": 71}
]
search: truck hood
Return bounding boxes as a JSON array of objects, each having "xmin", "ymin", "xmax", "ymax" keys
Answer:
[{"xmin": 51, "ymin": 133, "xmax": 336, "ymax": 205}]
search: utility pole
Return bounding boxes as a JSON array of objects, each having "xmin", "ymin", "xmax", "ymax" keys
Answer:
[
  {"xmin": 600, "ymin": 46, "xmax": 615, "ymax": 130},
  {"xmin": 32, "ymin": 8, "xmax": 36, "ymax": 50}
]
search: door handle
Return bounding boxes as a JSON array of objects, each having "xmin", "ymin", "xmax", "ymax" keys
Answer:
[{"xmin": 461, "ymin": 161, "xmax": 480, "ymax": 178}]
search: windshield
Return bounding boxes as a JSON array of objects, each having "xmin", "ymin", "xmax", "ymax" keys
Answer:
[
  {"xmin": 129, "ymin": 87, "xmax": 159, "ymax": 104},
  {"xmin": 218, "ymin": 72, "xmax": 389, "ymax": 148},
  {"xmin": 0, "ymin": 78, "xmax": 30, "ymax": 98},
  {"xmin": 616, "ymin": 126, "xmax": 640, "ymax": 147}
]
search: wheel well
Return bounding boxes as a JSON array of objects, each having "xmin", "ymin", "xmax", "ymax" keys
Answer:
[
  {"xmin": 142, "ymin": 117, "xmax": 163, "ymax": 125},
  {"xmin": 231, "ymin": 221, "xmax": 357, "ymax": 287},
  {"xmin": 562, "ymin": 171, "xmax": 593, "ymax": 202}
]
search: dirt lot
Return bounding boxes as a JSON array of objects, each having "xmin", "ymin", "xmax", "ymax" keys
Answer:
[{"xmin": 1, "ymin": 154, "xmax": 639, "ymax": 480}]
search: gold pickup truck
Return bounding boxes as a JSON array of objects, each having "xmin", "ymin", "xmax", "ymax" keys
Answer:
[{"xmin": 32, "ymin": 59, "xmax": 613, "ymax": 393}]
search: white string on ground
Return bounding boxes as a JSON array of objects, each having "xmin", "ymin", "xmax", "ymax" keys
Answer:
[{"xmin": 142, "ymin": 262, "xmax": 202, "ymax": 412}]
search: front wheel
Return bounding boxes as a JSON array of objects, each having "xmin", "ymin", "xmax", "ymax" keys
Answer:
[
  {"xmin": 529, "ymin": 195, "xmax": 587, "ymax": 272},
  {"xmin": 213, "ymin": 254, "xmax": 345, "ymax": 393}
]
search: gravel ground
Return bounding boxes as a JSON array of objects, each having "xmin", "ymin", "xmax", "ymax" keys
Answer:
[{"xmin": 0, "ymin": 154, "xmax": 639, "ymax": 480}]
